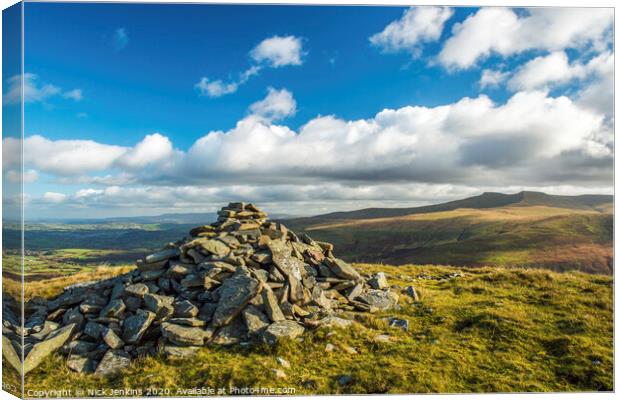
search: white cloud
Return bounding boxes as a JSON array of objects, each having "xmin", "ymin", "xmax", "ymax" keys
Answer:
[
  {"xmin": 17, "ymin": 88, "xmax": 612, "ymax": 217},
  {"xmin": 42, "ymin": 192, "xmax": 67, "ymax": 203},
  {"xmin": 370, "ymin": 6, "xmax": 453, "ymax": 56},
  {"xmin": 508, "ymin": 51, "xmax": 583, "ymax": 90},
  {"xmin": 3, "ymin": 134, "xmax": 177, "ymax": 177},
  {"xmin": 575, "ymin": 52, "xmax": 614, "ymax": 117},
  {"xmin": 15, "ymin": 90, "xmax": 611, "ymax": 187},
  {"xmin": 3, "ymin": 73, "xmax": 83, "ymax": 105},
  {"xmin": 250, "ymin": 35, "xmax": 304, "ymax": 67},
  {"xmin": 63, "ymin": 89, "xmax": 83, "ymax": 101},
  {"xmin": 195, "ymin": 77, "xmax": 239, "ymax": 98},
  {"xmin": 479, "ymin": 69, "xmax": 509, "ymax": 89},
  {"xmin": 20, "ymin": 135, "xmax": 126, "ymax": 176},
  {"xmin": 500, "ymin": 50, "xmax": 613, "ymax": 120},
  {"xmin": 180, "ymin": 90, "xmax": 609, "ymax": 186},
  {"xmin": 249, "ymin": 87, "xmax": 296, "ymax": 122},
  {"xmin": 116, "ymin": 133, "xmax": 174, "ymax": 169},
  {"xmin": 4, "ymin": 73, "xmax": 60, "ymax": 105},
  {"xmin": 439, "ymin": 8, "xmax": 613, "ymax": 69},
  {"xmin": 195, "ymin": 36, "xmax": 302, "ymax": 98}
]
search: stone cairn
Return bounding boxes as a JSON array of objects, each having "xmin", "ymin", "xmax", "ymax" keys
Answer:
[{"xmin": 2, "ymin": 203, "xmax": 398, "ymax": 376}]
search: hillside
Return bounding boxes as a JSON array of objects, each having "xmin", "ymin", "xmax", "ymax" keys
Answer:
[
  {"xmin": 287, "ymin": 191, "xmax": 612, "ymax": 222},
  {"xmin": 284, "ymin": 192, "xmax": 613, "ymax": 274},
  {"xmin": 6, "ymin": 264, "xmax": 613, "ymax": 395}
]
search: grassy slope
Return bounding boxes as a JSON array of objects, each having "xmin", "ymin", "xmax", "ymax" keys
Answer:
[
  {"xmin": 286, "ymin": 206, "xmax": 613, "ymax": 274},
  {"xmin": 5, "ymin": 263, "xmax": 613, "ymax": 395}
]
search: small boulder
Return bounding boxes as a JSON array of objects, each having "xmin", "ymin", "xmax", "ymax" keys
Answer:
[
  {"xmin": 368, "ymin": 272, "xmax": 389, "ymax": 290},
  {"xmin": 94, "ymin": 350, "xmax": 131, "ymax": 376},
  {"xmin": 263, "ymin": 321, "xmax": 305, "ymax": 346}
]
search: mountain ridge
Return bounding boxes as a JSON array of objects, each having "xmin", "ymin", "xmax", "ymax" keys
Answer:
[{"xmin": 286, "ymin": 191, "xmax": 612, "ymax": 223}]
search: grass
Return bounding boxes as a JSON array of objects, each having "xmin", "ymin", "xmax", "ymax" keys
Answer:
[{"xmin": 4, "ymin": 263, "xmax": 613, "ymax": 395}]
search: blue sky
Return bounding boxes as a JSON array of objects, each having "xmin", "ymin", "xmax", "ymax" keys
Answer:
[{"xmin": 2, "ymin": 4, "xmax": 614, "ymax": 219}]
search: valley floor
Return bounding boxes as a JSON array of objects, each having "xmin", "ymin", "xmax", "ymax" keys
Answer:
[{"xmin": 3, "ymin": 263, "xmax": 613, "ymax": 395}]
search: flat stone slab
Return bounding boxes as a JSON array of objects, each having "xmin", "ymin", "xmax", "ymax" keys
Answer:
[
  {"xmin": 94, "ymin": 350, "xmax": 131, "ymax": 376},
  {"xmin": 324, "ymin": 258, "xmax": 361, "ymax": 281},
  {"xmin": 211, "ymin": 268, "xmax": 260, "ymax": 328},
  {"xmin": 356, "ymin": 290, "xmax": 399, "ymax": 311},
  {"xmin": 23, "ymin": 323, "xmax": 75, "ymax": 374},
  {"xmin": 122, "ymin": 309, "xmax": 155, "ymax": 344},
  {"xmin": 161, "ymin": 323, "xmax": 207, "ymax": 346},
  {"xmin": 263, "ymin": 320, "xmax": 305, "ymax": 346}
]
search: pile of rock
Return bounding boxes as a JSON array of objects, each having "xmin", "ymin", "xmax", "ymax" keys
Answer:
[{"xmin": 2, "ymin": 203, "xmax": 398, "ymax": 376}]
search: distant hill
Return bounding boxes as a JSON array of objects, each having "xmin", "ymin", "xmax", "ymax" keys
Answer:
[
  {"xmin": 288, "ymin": 191, "xmax": 612, "ymax": 223},
  {"xmin": 283, "ymin": 192, "xmax": 613, "ymax": 274}
]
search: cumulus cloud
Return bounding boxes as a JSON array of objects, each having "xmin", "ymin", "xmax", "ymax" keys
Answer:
[
  {"xmin": 116, "ymin": 133, "xmax": 175, "ymax": 169},
  {"xmin": 370, "ymin": 6, "xmax": 453, "ymax": 57},
  {"xmin": 439, "ymin": 8, "xmax": 612, "ymax": 69},
  {"xmin": 496, "ymin": 50, "xmax": 613, "ymax": 119},
  {"xmin": 479, "ymin": 69, "xmax": 509, "ymax": 88},
  {"xmin": 42, "ymin": 192, "xmax": 67, "ymax": 203},
  {"xmin": 195, "ymin": 36, "xmax": 303, "ymax": 98},
  {"xmin": 250, "ymin": 35, "xmax": 304, "ymax": 67},
  {"xmin": 249, "ymin": 87, "xmax": 296, "ymax": 122},
  {"xmin": 3, "ymin": 133, "xmax": 177, "ymax": 177},
  {"xmin": 3, "ymin": 73, "xmax": 83, "ymax": 105},
  {"xmin": 16, "ymin": 88, "xmax": 612, "ymax": 217},
  {"xmin": 14, "ymin": 90, "xmax": 611, "ymax": 189}
]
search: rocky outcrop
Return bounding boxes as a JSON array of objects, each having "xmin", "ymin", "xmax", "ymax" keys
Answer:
[{"xmin": 2, "ymin": 202, "xmax": 400, "ymax": 375}]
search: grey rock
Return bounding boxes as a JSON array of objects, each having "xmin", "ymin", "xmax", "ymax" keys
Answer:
[
  {"xmin": 212, "ymin": 316, "xmax": 246, "ymax": 345},
  {"xmin": 145, "ymin": 248, "xmax": 180, "ymax": 264},
  {"xmin": 211, "ymin": 268, "xmax": 260, "ymax": 328},
  {"xmin": 125, "ymin": 296, "xmax": 142, "ymax": 312},
  {"xmin": 173, "ymin": 300, "xmax": 199, "ymax": 318},
  {"xmin": 62, "ymin": 340, "xmax": 98, "ymax": 355},
  {"xmin": 356, "ymin": 290, "xmax": 399, "ymax": 311},
  {"xmin": 124, "ymin": 283, "xmax": 149, "ymax": 298},
  {"xmin": 263, "ymin": 321, "xmax": 304, "ymax": 346},
  {"xmin": 29, "ymin": 321, "xmax": 60, "ymax": 341},
  {"xmin": 84, "ymin": 321, "xmax": 104, "ymax": 339},
  {"xmin": 144, "ymin": 293, "xmax": 175, "ymax": 319},
  {"xmin": 368, "ymin": 272, "xmax": 389, "ymax": 290},
  {"xmin": 324, "ymin": 258, "xmax": 361, "ymax": 281},
  {"xmin": 100, "ymin": 299, "xmax": 126, "ymax": 318},
  {"xmin": 102, "ymin": 327, "xmax": 124, "ymax": 349},
  {"xmin": 136, "ymin": 258, "xmax": 168, "ymax": 272},
  {"xmin": 242, "ymin": 305, "xmax": 270, "ymax": 335},
  {"xmin": 262, "ymin": 287, "xmax": 285, "ymax": 322},
  {"xmin": 62, "ymin": 307, "xmax": 84, "ymax": 327},
  {"xmin": 389, "ymin": 318, "xmax": 409, "ymax": 332},
  {"xmin": 404, "ymin": 286, "xmax": 420, "ymax": 301},
  {"xmin": 161, "ymin": 323, "xmax": 206, "ymax": 346},
  {"xmin": 94, "ymin": 350, "xmax": 131, "ymax": 376},
  {"xmin": 2, "ymin": 335, "xmax": 21, "ymax": 373},
  {"xmin": 268, "ymin": 240, "xmax": 304, "ymax": 281},
  {"xmin": 141, "ymin": 269, "xmax": 165, "ymax": 281},
  {"xmin": 67, "ymin": 354, "xmax": 96, "ymax": 373},
  {"xmin": 23, "ymin": 323, "xmax": 75, "ymax": 374},
  {"xmin": 122, "ymin": 309, "xmax": 155, "ymax": 344},
  {"xmin": 196, "ymin": 239, "xmax": 230, "ymax": 257},
  {"xmin": 198, "ymin": 303, "xmax": 217, "ymax": 323},
  {"xmin": 317, "ymin": 316, "xmax": 353, "ymax": 329}
]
